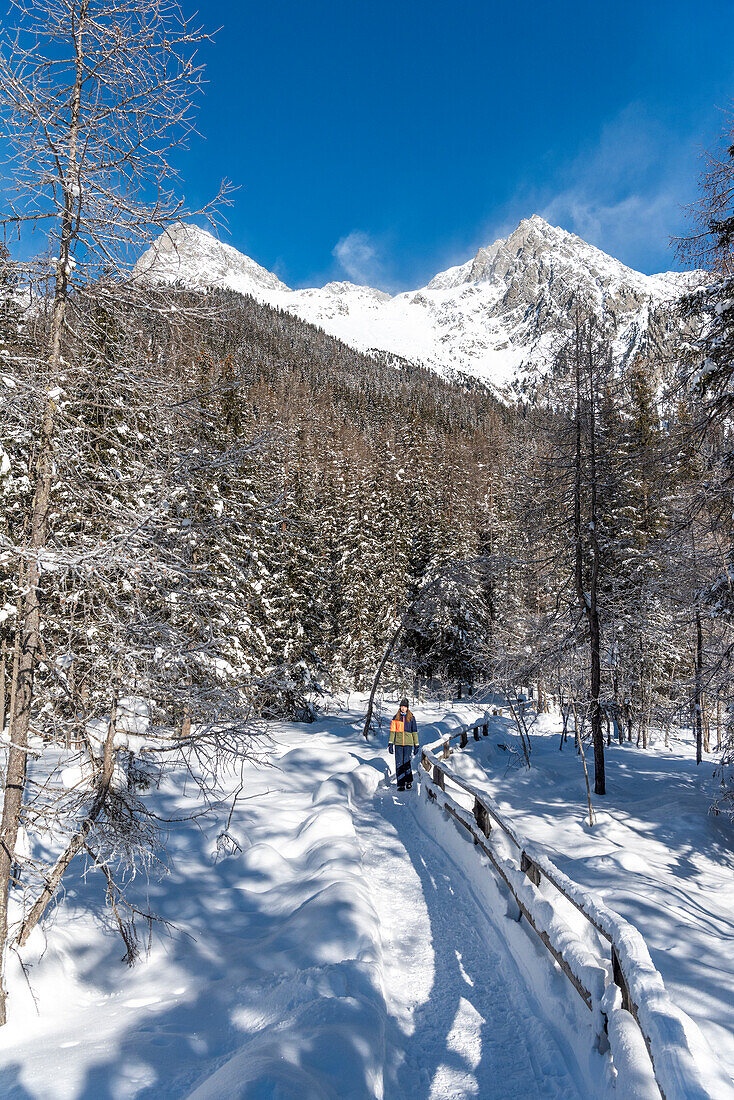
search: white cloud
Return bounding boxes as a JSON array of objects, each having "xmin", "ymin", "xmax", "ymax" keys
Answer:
[
  {"xmin": 332, "ymin": 106, "xmax": 703, "ymax": 290},
  {"xmin": 535, "ymin": 105, "xmax": 700, "ymax": 271},
  {"xmin": 430, "ymin": 105, "xmax": 703, "ymax": 279},
  {"xmin": 541, "ymin": 188, "xmax": 683, "ymax": 268},
  {"xmin": 332, "ymin": 230, "xmax": 385, "ymax": 286}
]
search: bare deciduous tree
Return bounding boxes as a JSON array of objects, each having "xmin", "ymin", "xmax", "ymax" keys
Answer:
[{"xmin": 0, "ymin": 0, "xmax": 231, "ymax": 1025}]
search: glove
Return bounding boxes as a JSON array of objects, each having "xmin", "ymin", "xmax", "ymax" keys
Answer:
[
  {"xmin": 388, "ymin": 744, "xmax": 394, "ymax": 755},
  {"xmin": 412, "ymin": 745, "xmax": 419, "ymax": 757}
]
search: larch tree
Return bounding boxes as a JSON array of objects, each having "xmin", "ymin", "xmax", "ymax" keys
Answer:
[{"xmin": 0, "ymin": 0, "xmax": 230, "ymax": 1024}]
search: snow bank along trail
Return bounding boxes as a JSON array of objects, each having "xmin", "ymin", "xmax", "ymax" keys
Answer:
[
  {"xmin": 443, "ymin": 708, "xmax": 734, "ymax": 1091},
  {"xmin": 0, "ymin": 714, "xmax": 390, "ymax": 1099}
]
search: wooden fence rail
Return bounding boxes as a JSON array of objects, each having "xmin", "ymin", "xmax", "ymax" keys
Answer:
[{"xmin": 420, "ymin": 715, "xmax": 722, "ymax": 1100}]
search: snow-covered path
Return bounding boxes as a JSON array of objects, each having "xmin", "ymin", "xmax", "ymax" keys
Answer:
[
  {"xmin": 357, "ymin": 784, "xmax": 586, "ymax": 1098},
  {"xmin": 1, "ymin": 698, "xmax": 705, "ymax": 1098}
]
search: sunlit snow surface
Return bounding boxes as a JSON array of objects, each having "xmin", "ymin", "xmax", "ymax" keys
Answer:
[
  {"xmin": 133, "ymin": 216, "xmax": 703, "ymax": 392},
  {"xmin": 446, "ymin": 710, "xmax": 734, "ymax": 1089},
  {"xmin": 0, "ymin": 699, "xmax": 730, "ymax": 1099}
]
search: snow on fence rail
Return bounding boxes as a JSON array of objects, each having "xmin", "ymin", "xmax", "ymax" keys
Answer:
[{"xmin": 420, "ymin": 718, "xmax": 725, "ymax": 1100}]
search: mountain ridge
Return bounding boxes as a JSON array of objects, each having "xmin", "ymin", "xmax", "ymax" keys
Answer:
[{"xmin": 133, "ymin": 216, "xmax": 703, "ymax": 390}]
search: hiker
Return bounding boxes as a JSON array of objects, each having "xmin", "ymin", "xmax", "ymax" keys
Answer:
[{"xmin": 388, "ymin": 698, "xmax": 419, "ymax": 791}]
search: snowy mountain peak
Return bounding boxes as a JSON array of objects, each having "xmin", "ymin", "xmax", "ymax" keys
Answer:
[
  {"xmin": 424, "ymin": 216, "xmax": 566, "ymax": 291},
  {"xmin": 133, "ymin": 221, "xmax": 291, "ymax": 296},
  {"xmin": 426, "ymin": 214, "xmax": 671, "ymax": 296}
]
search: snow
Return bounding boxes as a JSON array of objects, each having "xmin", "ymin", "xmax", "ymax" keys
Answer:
[
  {"xmin": 0, "ymin": 601, "xmax": 16, "ymax": 624},
  {"xmin": 1, "ymin": 711, "xmax": 388, "ymax": 1099},
  {"xmin": 443, "ymin": 707, "xmax": 734, "ymax": 1095},
  {"xmin": 133, "ymin": 222, "xmax": 289, "ymax": 298},
  {"xmin": 601, "ymin": 984, "xmax": 659, "ymax": 1100},
  {"xmin": 133, "ymin": 217, "xmax": 704, "ymax": 393},
  {"xmin": 116, "ymin": 696, "xmax": 152, "ymax": 734},
  {"xmin": 421, "ymin": 764, "xmax": 608, "ymax": 1034},
  {"xmin": 423, "ymin": 740, "xmax": 730, "ymax": 1098},
  {"xmin": 0, "ymin": 698, "xmax": 729, "ymax": 1098},
  {"xmin": 359, "ymin": 766, "xmax": 590, "ymax": 1098}
]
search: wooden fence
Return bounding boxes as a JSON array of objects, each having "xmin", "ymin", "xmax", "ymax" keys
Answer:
[{"xmin": 420, "ymin": 717, "xmax": 722, "ymax": 1100}]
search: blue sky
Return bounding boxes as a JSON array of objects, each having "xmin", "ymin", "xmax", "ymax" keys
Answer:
[{"xmin": 178, "ymin": 1, "xmax": 733, "ymax": 291}]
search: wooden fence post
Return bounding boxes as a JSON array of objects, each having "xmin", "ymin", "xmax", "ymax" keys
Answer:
[
  {"xmin": 521, "ymin": 851, "xmax": 541, "ymax": 887},
  {"xmin": 432, "ymin": 764, "xmax": 445, "ymax": 791},
  {"xmin": 473, "ymin": 797, "xmax": 491, "ymax": 838},
  {"xmin": 460, "ymin": 729, "xmax": 468, "ymax": 748},
  {"xmin": 443, "ymin": 740, "xmax": 450, "ymax": 759},
  {"xmin": 482, "ymin": 722, "xmax": 488, "ymax": 736},
  {"xmin": 473, "ymin": 726, "xmax": 480, "ymax": 741}
]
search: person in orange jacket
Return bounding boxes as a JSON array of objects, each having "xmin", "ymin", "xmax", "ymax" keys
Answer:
[{"xmin": 388, "ymin": 698, "xmax": 419, "ymax": 791}]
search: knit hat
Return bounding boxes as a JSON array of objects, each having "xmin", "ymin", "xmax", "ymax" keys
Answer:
[{"xmin": 400, "ymin": 698, "xmax": 409, "ymax": 708}]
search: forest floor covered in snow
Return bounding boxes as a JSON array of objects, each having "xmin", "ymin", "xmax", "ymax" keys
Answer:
[
  {"xmin": 0, "ymin": 697, "xmax": 730, "ymax": 1098},
  {"xmin": 447, "ymin": 706, "xmax": 734, "ymax": 1088}
]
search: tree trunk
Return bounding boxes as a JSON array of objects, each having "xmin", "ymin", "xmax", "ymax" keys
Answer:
[
  {"xmin": 0, "ymin": 641, "xmax": 5, "ymax": 738},
  {"xmin": 179, "ymin": 704, "xmax": 192, "ymax": 740},
  {"xmin": 612, "ymin": 670, "xmax": 624, "ymax": 744},
  {"xmin": 573, "ymin": 317, "xmax": 605, "ymax": 795},
  {"xmin": 362, "ymin": 620, "xmax": 404, "ymax": 739},
  {"xmin": 0, "ymin": 483, "xmax": 53, "ymax": 1024},
  {"xmin": 506, "ymin": 691, "xmax": 531, "ymax": 767},
  {"xmin": 694, "ymin": 608, "xmax": 704, "ymax": 765},
  {"xmin": 587, "ymin": 337, "xmax": 605, "ymax": 794},
  {"xmin": 559, "ymin": 687, "xmax": 569, "ymax": 750},
  {"xmin": 589, "ymin": 609, "xmax": 605, "ymax": 792},
  {"xmin": 571, "ymin": 699, "xmax": 595, "ymax": 827},
  {"xmin": 0, "ymin": 8, "xmax": 86, "ymax": 1025}
]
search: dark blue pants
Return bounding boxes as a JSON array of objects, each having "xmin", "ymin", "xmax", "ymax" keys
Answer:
[{"xmin": 395, "ymin": 745, "xmax": 414, "ymax": 789}]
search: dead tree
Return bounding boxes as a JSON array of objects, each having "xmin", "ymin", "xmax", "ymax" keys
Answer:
[{"xmin": 362, "ymin": 559, "xmax": 481, "ymax": 739}]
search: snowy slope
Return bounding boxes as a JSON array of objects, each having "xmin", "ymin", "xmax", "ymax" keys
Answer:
[{"xmin": 133, "ymin": 217, "xmax": 702, "ymax": 391}]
